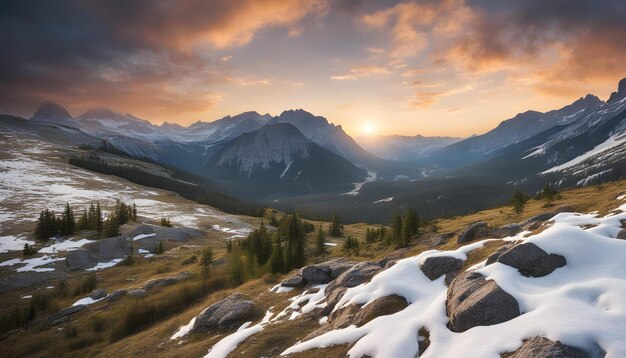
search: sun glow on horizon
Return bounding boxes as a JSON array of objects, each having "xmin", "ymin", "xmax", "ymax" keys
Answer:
[{"xmin": 361, "ymin": 123, "xmax": 377, "ymax": 136}]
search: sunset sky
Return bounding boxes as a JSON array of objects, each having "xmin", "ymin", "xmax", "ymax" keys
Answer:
[{"xmin": 1, "ymin": 0, "xmax": 624, "ymax": 137}]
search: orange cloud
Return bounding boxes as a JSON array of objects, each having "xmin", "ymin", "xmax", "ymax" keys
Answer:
[{"xmin": 331, "ymin": 64, "xmax": 391, "ymax": 80}]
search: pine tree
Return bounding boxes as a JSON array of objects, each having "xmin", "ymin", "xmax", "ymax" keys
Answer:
[
  {"xmin": 156, "ymin": 241, "xmax": 164, "ymax": 254},
  {"xmin": 401, "ymin": 208, "xmax": 418, "ymax": 246},
  {"xmin": 270, "ymin": 237, "xmax": 285, "ymax": 274},
  {"xmin": 229, "ymin": 246, "xmax": 245, "ymax": 284},
  {"xmin": 511, "ymin": 190, "xmax": 529, "ymax": 214},
  {"xmin": 95, "ymin": 202, "xmax": 103, "ymax": 234},
  {"xmin": 200, "ymin": 248, "xmax": 214, "ymax": 278},
  {"xmin": 132, "ymin": 203, "xmax": 137, "ymax": 220},
  {"xmin": 330, "ymin": 213, "xmax": 342, "ymax": 237},
  {"xmin": 391, "ymin": 212, "xmax": 403, "ymax": 248},
  {"xmin": 316, "ymin": 225, "xmax": 326, "ymax": 256},
  {"xmin": 62, "ymin": 202, "xmax": 75, "ymax": 236}
]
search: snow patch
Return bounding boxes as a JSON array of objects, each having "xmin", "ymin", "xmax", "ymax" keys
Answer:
[
  {"xmin": 542, "ymin": 133, "xmax": 626, "ymax": 174},
  {"xmin": 205, "ymin": 309, "xmax": 274, "ymax": 358}
]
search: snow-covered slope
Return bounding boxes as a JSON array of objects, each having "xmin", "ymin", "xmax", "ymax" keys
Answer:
[{"xmin": 434, "ymin": 94, "xmax": 604, "ymax": 167}]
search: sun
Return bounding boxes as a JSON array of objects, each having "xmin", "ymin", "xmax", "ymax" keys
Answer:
[{"xmin": 362, "ymin": 123, "xmax": 376, "ymax": 136}]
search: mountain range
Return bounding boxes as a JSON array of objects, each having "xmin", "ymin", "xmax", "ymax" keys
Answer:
[{"xmin": 5, "ymin": 76, "xmax": 626, "ymax": 220}]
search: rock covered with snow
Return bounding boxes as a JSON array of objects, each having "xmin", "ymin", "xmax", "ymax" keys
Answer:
[
  {"xmin": 457, "ymin": 221, "xmax": 490, "ymax": 243},
  {"xmin": 492, "ymin": 223, "xmax": 522, "ymax": 238},
  {"xmin": 446, "ymin": 271, "xmax": 521, "ymax": 332},
  {"xmin": 497, "ymin": 242, "xmax": 566, "ymax": 277},
  {"xmin": 48, "ymin": 304, "xmax": 86, "ymax": 325},
  {"xmin": 502, "ymin": 336, "xmax": 590, "ymax": 358},
  {"xmin": 191, "ymin": 293, "xmax": 260, "ymax": 333},
  {"xmin": 321, "ymin": 261, "xmax": 382, "ymax": 316},
  {"xmin": 520, "ymin": 212, "xmax": 557, "ymax": 230}
]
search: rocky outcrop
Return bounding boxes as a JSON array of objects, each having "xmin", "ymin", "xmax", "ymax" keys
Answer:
[
  {"xmin": 127, "ymin": 289, "xmax": 147, "ymax": 297},
  {"xmin": 485, "ymin": 243, "xmax": 516, "ymax": 265},
  {"xmin": 420, "ymin": 256, "xmax": 462, "ymax": 283},
  {"xmin": 497, "ymin": 243, "xmax": 566, "ymax": 277},
  {"xmin": 446, "ymin": 272, "xmax": 520, "ymax": 332},
  {"xmin": 521, "ymin": 213, "xmax": 557, "ymax": 231},
  {"xmin": 492, "ymin": 223, "xmax": 522, "ymax": 238},
  {"xmin": 457, "ymin": 221, "xmax": 490, "ymax": 243},
  {"xmin": 48, "ymin": 304, "xmax": 86, "ymax": 325},
  {"xmin": 89, "ymin": 288, "xmax": 107, "ymax": 300},
  {"xmin": 191, "ymin": 293, "xmax": 260, "ymax": 333},
  {"xmin": 322, "ymin": 261, "xmax": 382, "ymax": 315},
  {"xmin": 308, "ymin": 295, "xmax": 408, "ymax": 340},
  {"xmin": 281, "ymin": 274, "xmax": 304, "ymax": 287},
  {"xmin": 142, "ymin": 272, "xmax": 189, "ymax": 290},
  {"xmin": 107, "ymin": 289, "xmax": 127, "ymax": 301},
  {"xmin": 433, "ymin": 232, "xmax": 456, "ymax": 246},
  {"xmin": 502, "ymin": 337, "xmax": 590, "ymax": 358},
  {"xmin": 301, "ymin": 265, "xmax": 332, "ymax": 284},
  {"xmin": 65, "ymin": 249, "xmax": 96, "ymax": 270}
]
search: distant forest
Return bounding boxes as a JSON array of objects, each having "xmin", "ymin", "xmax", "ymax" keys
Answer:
[{"xmin": 69, "ymin": 156, "xmax": 264, "ymax": 217}]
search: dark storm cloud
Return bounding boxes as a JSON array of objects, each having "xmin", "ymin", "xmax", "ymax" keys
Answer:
[{"xmin": 0, "ymin": 0, "xmax": 325, "ymax": 118}]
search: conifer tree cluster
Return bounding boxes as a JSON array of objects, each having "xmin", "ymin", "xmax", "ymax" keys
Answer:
[
  {"xmin": 330, "ymin": 213, "xmax": 343, "ymax": 237},
  {"xmin": 343, "ymin": 236, "xmax": 360, "ymax": 255},
  {"xmin": 227, "ymin": 214, "xmax": 308, "ymax": 284},
  {"xmin": 34, "ymin": 200, "xmax": 137, "ymax": 241},
  {"xmin": 511, "ymin": 190, "xmax": 530, "ymax": 213}
]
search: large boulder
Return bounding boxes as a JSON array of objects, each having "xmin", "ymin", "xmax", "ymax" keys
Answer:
[
  {"xmin": 281, "ymin": 274, "xmax": 304, "ymax": 287},
  {"xmin": 497, "ymin": 243, "xmax": 566, "ymax": 277},
  {"xmin": 300, "ymin": 265, "xmax": 332, "ymax": 284},
  {"xmin": 48, "ymin": 304, "xmax": 86, "ymax": 325},
  {"xmin": 191, "ymin": 293, "xmax": 260, "ymax": 333},
  {"xmin": 521, "ymin": 213, "xmax": 557, "ymax": 231},
  {"xmin": 457, "ymin": 221, "xmax": 490, "ymax": 243},
  {"xmin": 485, "ymin": 243, "xmax": 516, "ymax": 265},
  {"xmin": 89, "ymin": 288, "xmax": 107, "ymax": 300},
  {"xmin": 617, "ymin": 229, "xmax": 626, "ymax": 240},
  {"xmin": 65, "ymin": 249, "xmax": 96, "ymax": 270},
  {"xmin": 420, "ymin": 256, "xmax": 462, "ymax": 283},
  {"xmin": 83, "ymin": 236, "xmax": 131, "ymax": 261},
  {"xmin": 433, "ymin": 232, "xmax": 456, "ymax": 246},
  {"xmin": 502, "ymin": 337, "xmax": 590, "ymax": 358},
  {"xmin": 492, "ymin": 223, "xmax": 522, "ymax": 238},
  {"xmin": 308, "ymin": 295, "xmax": 408, "ymax": 340},
  {"xmin": 142, "ymin": 272, "xmax": 189, "ymax": 290},
  {"xmin": 323, "ymin": 258, "xmax": 358, "ymax": 279},
  {"xmin": 127, "ymin": 289, "xmax": 147, "ymax": 297},
  {"xmin": 321, "ymin": 261, "xmax": 382, "ymax": 315},
  {"xmin": 446, "ymin": 271, "xmax": 520, "ymax": 332}
]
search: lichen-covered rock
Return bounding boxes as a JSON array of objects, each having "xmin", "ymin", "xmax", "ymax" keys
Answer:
[
  {"xmin": 420, "ymin": 256, "xmax": 463, "ymax": 282},
  {"xmin": 321, "ymin": 261, "xmax": 382, "ymax": 315},
  {"xmin": 457, "ymin": 221, "xmax": 490, "ymax": 243},
  {"xmin": 497, "ymin": 243, "xmax": 566, "ymax": 277},
  {"xmin": 142, "ymin": 271, "xmax": 189, "ymax": 290},
  {"xmin": 502, "ymin": 336, "xmax": 590, "ymax": 358},
  {"xmin": 65, "ymin": 249, "xmax": 96, "ymax": 270},
  {"xmin": 433, "ymin": 232, "xmax": 456, "ymax": 246},
  {"xmin": 446, "ymin": 271, "xmax": 520, "ymax": 332},
  {"xmin": 191, "ymin": 293, "xmax": 260, "ymax": 333}
]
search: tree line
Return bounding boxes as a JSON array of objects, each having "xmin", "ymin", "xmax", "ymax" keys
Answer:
[
  {"xmin": 69, "ymin": 156, "xmax": 264, "ymax": 217},
  {"xmin": 34, "ymin": 200, "xmax": 137, "ymax": 241}
]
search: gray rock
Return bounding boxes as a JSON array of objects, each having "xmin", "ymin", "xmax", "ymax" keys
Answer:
[
  {"xmin": 492, "ymin": 223, "xmax": 522, "ymax": 238},
  {"xmin": 322, "ymin": 261, "xmax": 382, "ymax": 315},
  {"xmin": 191, "ymin": 293, "xmax": 260, "ymax": 333},
  {"xmin": 446, "ymin": 271, "xmax": 520, "ymax": 332},
  {"xmin": 65, "ymin": 249, "xmax": 96, "ymax": 270},
  {"xmin": 433, "ymin": 232, "xmax": 456, "ymax": 246},
  {"xmin": 324, "ymin": 258, "xmax": 358, "ymax": 279},
  {"xmin": 497, "ymin": 243, "xmax": 566, "ymax": 277},
  {"xmin": 107, "ymin": 289, "xmax": 127, "ymax": 302},
  {"xmin": 48, "ymin": 304, "xmax": 86, "ymax": 324},
  {"xmin": 281, "ymin": 274, "xmax": 304, "ymax": 287},
  {"xmin": 420, "ymin": 256, "xmax": 463, "ymax": 283},
  {"xmin": 521, "ymin": 213, "xmax": 557, "ymax": 230},
  {"xmin": 485, "ymin": 243, "xmax": 516, "ymax": 265},
  {"xmin": 457, "ymin": 221, "xmax": 490, "ymax": 243},
  {"xmin": 353, "ymin": 294, "xmax": 408, "ymax": 326},
  {"xmin": 127, "ymin": 289, "xmax": 147, "ymax": 297},
  {"xmin": 503, "ymin": 336, "xmax": 589, "ymax": 358},
  {"xmin": 89, "ymin": 288, "xmax": 107, "ymax": 300},
  {"xmin": 300, "ymin": 265, "xmax": 332, "ymax": 284},
  {"xmin": 377, "ymin": 249, "xmax": 409, "ymax": 268},
  {"xmin": 83, "ymin": 236, "xmax": 131, "ymax": 261},
  {"xmin": 142, "ymin": 272, "xmax": 189, "ymax": 290},
  {"xmin": 617, "ymin": 229, "xmax": 626, "ymax": 240}
]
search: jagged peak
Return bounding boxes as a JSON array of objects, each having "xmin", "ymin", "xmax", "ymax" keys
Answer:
[{"xmin": 607, "ymin": 77, "xmax": 626, "ymax": 104}]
